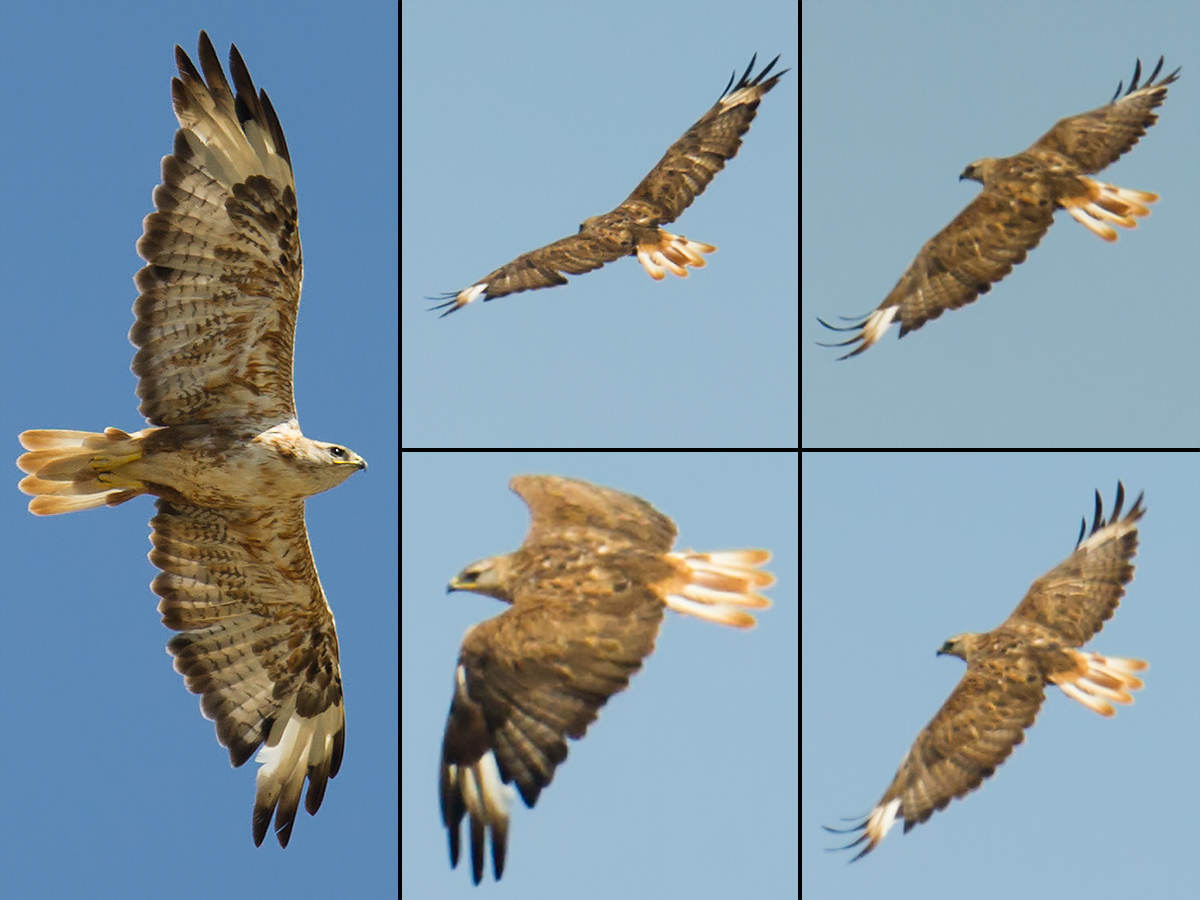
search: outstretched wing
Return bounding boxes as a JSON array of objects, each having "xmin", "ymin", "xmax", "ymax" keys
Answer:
[
  {"xmin": 151, "ymin": 500, "xmax": 345, "ymax": 848},
  {"xmin": 818, "ymin": 167, "xmax": 1057, "ymax": 359},
  {"xmin": 1031, "ymin": 57, "xmax": 1180, "ymax": 173},
  {"xmin": 427, "ymin": 232, "xmax": 630, "ymax": 317},
  {"xmin": 512, "ymin": 473, "xmax": 678, "ymax": 551},
  {"xmin": 1004, "ymin": 482, "xmax": 1145, "ymax": 647},
  {"xmin": 615, "ymin": 53, "xmax": 789, "ymax": 228},
  {"xmin": 440, "ymin": 584, "xmax": 666, "ymax": 884},
  {"xmin": 430, "ymin": 55, "xmax": 788, "ymax": 316},
  {"xmin": 825, "ymin": 635, "xmax": 1046, "ymax": 862},
  {"xmin": 132, "ymin": 31, "xmax": 301, "ymax": 428}
]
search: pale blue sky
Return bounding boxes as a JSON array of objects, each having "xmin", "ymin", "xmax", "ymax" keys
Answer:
[
  {"xmin": 0, "ymin": 5, "xmax": 397, "ymax": 897},
  {"xmin": 803, "ymin": 453, "xmax": 1200, "ymax": 899},
  {"xmin": 802, "ymin": 0, "xmax": 1200, "ymax": 446},
  {"xmin": 402, "ymin": 452, "xmax": 798, "ymax": 898},
  {"xmin": 402, "ymin": 1, "xmax": 799, "ymax": 447}
]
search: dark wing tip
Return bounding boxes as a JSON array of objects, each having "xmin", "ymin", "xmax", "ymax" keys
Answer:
[
  {"xmin": 816, "ymin": 315, "xmax": 874, "ymax": 359},
  {"xmin": 1112, "ymin": 56, "xmax": 1180, "ymax": 102},
  {"xmin": 721, "ymin": 53, "xmax": 758, "ymax": 98},
  {"xmin": 1110, "ymin": 481, "xmax": 1127, "ymax": 521},
  {"xmin": 1152, "ymin": 55, "xmax": 1182, "ymax": 88},
  {"xmin": 1144, "ymin": 56, "xmax": 1163, "ymax": 86},
  {"xmin": 721, "ymin": 53, "xmax": 789, "ymax": 98},
  {"xmin": 816, "ymin": 313, "xmax": 871, "ymax": 332},
  {"xmin": 822, "ymin": 820, "xmax": 868, "ymax": 846},
  {"xmin": 754, "ymin": 54, "xmax": 791, "ymax": 85},
  {"xmin": 426, "ymin": 293, "xmax": 467, "ymax": 317},
  {"xmin": 821, "ymin": 821, "xmax": 875, "ymax": 863},
  {"xmin": 1075, "ymin": 481, "xmax": 1145, "ymax": 548}
]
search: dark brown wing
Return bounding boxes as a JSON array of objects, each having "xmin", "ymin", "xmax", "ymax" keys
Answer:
[
  {"xmin": 511, "ymin": 474, "xmax": 678, "ymax": 553},
  {"xmin": 1003, "ymin": 482, "xmax": 1145, "ymax": 647},
  {"xmin": 1031, "ymin": 57, "xmax": 1180, "ymax": 174},
  {"xmin": 131, "ymin": 31, "xmax": 302, "ymax": 428},
  {"xmin": 439, "ymin": 592, "xmax": 666, "ymax": 883},
  {"xmin": 818, "ymin": 159, "xmax": 1056, "ymax": 359},
  {"xmin": 616, "ymin": 53, "xmax": 789, "ymax": 227},
  {"xmin": 826, "ymin": 634, "xmax": 1046, "ymax": 861},
  {"xmin": 427, "ymin": 231, "xmax": 629, "ymax": 317}
]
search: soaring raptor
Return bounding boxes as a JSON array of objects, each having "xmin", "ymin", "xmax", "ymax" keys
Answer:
[
  {"xmin": 16, "ymin": 33, "xmax": 366, "ymax": 847},
  {"xmin": 430, "ymin": 54, "xmax": 788, "ymax": 316},
  {"xmin": 819, "ymin": 58, "xmax": 1179, "ymax": 358},
  {"xmin": 439, "ymin": 475, "xmax": 774, "ymax": 883},
  {"xmin": 826, "ymin": 483, "xmax": 1146, "ymax": 860}
]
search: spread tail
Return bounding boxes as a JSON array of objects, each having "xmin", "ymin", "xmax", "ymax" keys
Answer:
[{"xmin": 17, "ymin": 428, "xmax": 146, "ymax": 515}]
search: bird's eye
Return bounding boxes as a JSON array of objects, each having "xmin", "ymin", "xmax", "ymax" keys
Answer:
[{"xmin": 330, "ymin": 447, "xmax": 346, "ymax": 458}]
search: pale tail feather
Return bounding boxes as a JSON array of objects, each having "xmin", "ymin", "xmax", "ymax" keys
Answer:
[
  {"xmin": 1054, "ymin": 650, "xmax": 1148, "ymax": 717},
  {"xmin": 636, "ymin": 230, "xmax": 716, "ymax": 280},
  {"xmin": 1064, "ymin": 180, "xmax": 1158, "ymax": 242},
  {"xmin": 17, "ymin": 427, "xmax": 146, "ymax": 515},
  {"xmin": 661, "ymin": 549, "xmax": 774, "ymax": 628}
]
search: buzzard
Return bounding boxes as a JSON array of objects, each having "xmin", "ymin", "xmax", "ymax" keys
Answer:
[
  {"xmin": 429, "ymin": 54, "xmax": 789, "ymax": 316},
  {"xmin": 819, "ymin": 57, "xmax": 1179, "ymax": 358},
  {"xmin": 826, "ymin": 483, "xmax": 1146, "ymax": 860},
  {"xmin": 439, "ymin": 475, "xmax": 774, "ymax": 883},
  {"xmin": 16, "ymin": 33, "xmax": 366, "ymax": 847}
]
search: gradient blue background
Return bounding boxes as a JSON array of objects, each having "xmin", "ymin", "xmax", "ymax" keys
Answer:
[
  {"xmin": 803, "ymin": 452, "xmax": 1200, "ymax": 899},
  {"xmin": 403, "ymin": 451, "xmax": 798, "ymax": 898},
  {"xmin": 0, "ymin": 4, "xmax": 397, "ymax": 897}
]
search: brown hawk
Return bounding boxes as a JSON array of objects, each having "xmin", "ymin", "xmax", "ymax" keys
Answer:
[
  {"xmin": 16, "ymin": 32, "xmax": 366, "ymax": 847},
  {"xmin": 819, "ymin": 58, "xmax": 1178, "ymax": 358},
  {"xmin": 439, "ymin": 475, "xmax": 774, "ymax": 882},
  {"xmin": 827, "ymin": 483, "xmax": 1146, "ymax": 860}
]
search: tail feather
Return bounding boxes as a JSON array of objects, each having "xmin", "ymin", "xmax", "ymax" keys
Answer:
[
  {"xmin": 1064, "ymin": 179, "xmax": 1158, "ymax": 242},
  {"xmin": 660, "ymin": 549, "xmax": 774, "ymax": 628},
  {"xmin": 1054, "ymin": 650, "xmax": 1148, "ymax": 717},
  {"xmin": 635, "ymin": 230, "xmax": 716, "ymax": 280},
  {"xmin": 17, "ymin": 428, "xmax": 146, "ymax": 515}
]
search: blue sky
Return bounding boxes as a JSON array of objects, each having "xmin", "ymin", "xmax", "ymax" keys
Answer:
[
  {"xmin": 0, "ymin": 5, "xmax": 397, "ymax": 897},
  {"xmin": 402, "ymin": 452, "xmax": 798, "ymax": 898},
  {"xmin": 402, "ymin": 1, "xmax": 799, "ymax": 447},
  {"xmin": 803, "ymin": 453, "xmax": 1200, "ymax": 899},
  {"xmin": 802, "ymin": 1, "xmax": 1200, "ymax": 446}
]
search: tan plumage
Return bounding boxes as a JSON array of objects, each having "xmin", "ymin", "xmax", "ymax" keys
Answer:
[
  {"xmin": 15, "ymin": 32, "xmax": 366, "ymax": 847},
  {"xmin": 429, "ymin": 54, "xmax": 788, "ymax": 316},
  {"xmin": 826, "ymin": 483, "xmax": 1146, "ymax": 861},
  {"xmin": 439, "ymin": 475, "xmax": 774, "ymax": 883},
  {"xmin": 819, "ymin": 57, "xmax": 1179, "ymax": 358}
]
